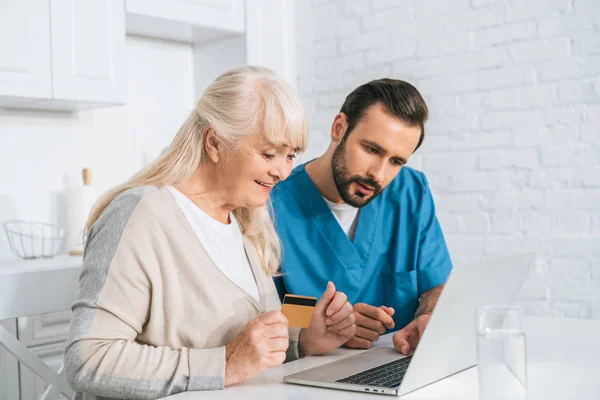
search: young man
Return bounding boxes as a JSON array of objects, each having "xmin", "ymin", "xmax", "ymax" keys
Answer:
[{"xmin": 271, "ymin": 79, "xmax": 452, "ymax": 355}]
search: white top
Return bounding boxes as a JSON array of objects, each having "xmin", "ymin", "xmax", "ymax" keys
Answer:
[
  {"xmin": 167, "ymin": 186, "xmax": 259, "ymax": 301},
  {"xmin": 322, "ymin": 196, "xmax": 359, "ymax": 241}
]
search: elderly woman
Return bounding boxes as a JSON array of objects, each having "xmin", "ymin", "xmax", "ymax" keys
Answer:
[{"xmin": 64, "ymin": 66, "xmax": 356, "ymax": 399}]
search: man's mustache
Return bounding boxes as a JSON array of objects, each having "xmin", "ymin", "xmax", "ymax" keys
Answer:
[{"xmin": 348, "ymin": 176, "xmax": 381, "ymax": 193}]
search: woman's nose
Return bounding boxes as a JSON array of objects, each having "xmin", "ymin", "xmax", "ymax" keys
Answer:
[{"xmin": 270, "ymin": 157, "xmax": 292, "ymax": 182}]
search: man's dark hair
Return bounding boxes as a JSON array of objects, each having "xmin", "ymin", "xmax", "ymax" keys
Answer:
[{"xmin": 339, "ymin": 78, "xmax": 428, "ymax": 151}]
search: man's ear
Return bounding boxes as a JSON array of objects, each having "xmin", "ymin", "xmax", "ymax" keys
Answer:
[
  {"xmin": 204, "ymin": 127, "xmax": 220, "ymax": 163},
  {"xmin": 331, "ymin": 113, "xmax": 348, "ymax": 143}
]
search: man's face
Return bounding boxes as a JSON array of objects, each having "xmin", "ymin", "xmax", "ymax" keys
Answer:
[{"xmin": 331, "ymin": 103, "xmax": 422, "ymax": 208}]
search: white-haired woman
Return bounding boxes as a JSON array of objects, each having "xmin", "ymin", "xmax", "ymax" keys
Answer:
[{"xmin": 63, "ymin": 66, "xmax": 356, "ymax": 399}]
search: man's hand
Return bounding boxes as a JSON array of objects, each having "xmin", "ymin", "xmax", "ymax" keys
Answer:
[
  {"xmin": 344, "ymin": 303, "xmax": 395, "ymax": 349},
  {"xmin": 392, "ymin": 314, "xmax": 430, "ymax": 355}
]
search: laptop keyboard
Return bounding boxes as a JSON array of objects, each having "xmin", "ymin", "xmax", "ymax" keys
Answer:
[{"xmin": 335, "ymin": 356, "xmax": 412, "ymax": 388}]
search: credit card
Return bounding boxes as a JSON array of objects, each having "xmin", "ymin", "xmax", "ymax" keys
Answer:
[{"xmin": 281, "ymin": 294, "xmax": 317, "ymax": 328}]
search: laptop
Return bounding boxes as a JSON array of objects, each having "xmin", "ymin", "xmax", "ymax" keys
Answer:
[{"xmin": 283, "ymin": 253, "xmax": 536, "ymax": 396}]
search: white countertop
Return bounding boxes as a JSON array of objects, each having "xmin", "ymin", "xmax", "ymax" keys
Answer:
[
  {"xmin": 0, "ymin": 254, "xmax": 82, "ymax": 319},
  {"xmin": 166, "ymin": 317, "xmax": 600, "ymax": 400},
  {"xmin": 0, "ymin": 254, "xmax": 82, "ymax": 275}
]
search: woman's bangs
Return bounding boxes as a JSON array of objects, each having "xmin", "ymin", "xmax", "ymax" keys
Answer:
[{"xmin": 261, "ymin": 83, "xmax": 308, "ymax": 152}]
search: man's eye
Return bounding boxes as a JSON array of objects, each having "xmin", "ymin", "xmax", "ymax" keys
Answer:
[
  {"xmin": 263, "ymin": 153, "xmax": 275, "ymax": 160},
  {"xmin": 366, "ymin": 146, "xmax": 378, "ymax": 154},
  {"xmin": 391, "ymin": 159, "xmax": 403, "ymax": 167}
]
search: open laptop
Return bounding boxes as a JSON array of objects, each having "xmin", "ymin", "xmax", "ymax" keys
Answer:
[{"xmin": 284, "ymin": 253, "xmax": 536, "ymax": 396}]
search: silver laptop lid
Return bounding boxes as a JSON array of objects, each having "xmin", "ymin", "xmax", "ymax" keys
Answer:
[{"xmin": 398, "ymin": 253, "xmax": 535, "ymax": 396}]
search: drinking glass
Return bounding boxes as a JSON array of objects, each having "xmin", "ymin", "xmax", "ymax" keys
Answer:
[{"xmin": 477, "ymin": 305, "xmax": 527, "ymax": 400}]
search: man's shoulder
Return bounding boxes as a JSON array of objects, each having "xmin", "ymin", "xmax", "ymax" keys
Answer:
[
  {"xmin": 388, "ymin": 166, "xmax": 428, "ymax": 192},
  {"xmin": 284, "ymin": 163, "xmax": 307, "ymax": 184},
  {"xmin": 271, "ymin": 163, "xmax": 306, "ymax": 199}
]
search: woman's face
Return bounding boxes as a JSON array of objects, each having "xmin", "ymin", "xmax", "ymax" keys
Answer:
[{"xmin": 217, "ymin": 133, "xmax": 298, "ymax": 208}]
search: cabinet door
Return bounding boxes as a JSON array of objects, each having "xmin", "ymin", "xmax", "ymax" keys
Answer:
[
  {"xmin": 18, "ymin": 311, "xmax": 71, "ymax": 348},
  {"xmin": 126, "ymin": 0, "xmax": 245, "ymax": 38},
  {"xmin": 50, "ymin": 0, "xmax": 126, "ymax": 104},
  {"xmin": 0, "ymin": 0, "xmax": 51, "ymax": 103}
]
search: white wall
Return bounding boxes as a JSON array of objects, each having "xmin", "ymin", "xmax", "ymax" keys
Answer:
[
  {"xmin": 295, "ymin": 0, "xmax": 600, "ymax": 318},
  {"xmin": 0, "ymin": 35, "xmax": 195, "ymax": 258}
]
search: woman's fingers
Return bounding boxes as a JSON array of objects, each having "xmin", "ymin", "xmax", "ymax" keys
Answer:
[
  {"xmin": 325, "ymin": 291, "xmax": 347, "ymax": 318},
  {"xmin": 326, "ymin": 310, "xmax": 355, "ymax": 331},
  {"xmin": 325, "ymin": 299, "xmax": 353, "ymax": 325}
]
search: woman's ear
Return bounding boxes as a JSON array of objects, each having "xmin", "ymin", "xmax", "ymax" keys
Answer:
[
  {"xmin": 204, "ymin": 127, "xmax": 220, "ymax": 163},
  {"xmin": 331, "ymin": 113, "xmax": 348, "ymax": 143}
]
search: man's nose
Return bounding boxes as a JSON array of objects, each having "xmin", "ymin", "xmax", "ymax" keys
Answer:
[{"xmin": 367, "ymin": 160, "xmax": 386, "ymax": 185}]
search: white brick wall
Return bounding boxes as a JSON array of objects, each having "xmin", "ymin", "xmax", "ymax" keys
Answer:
[{"xmin": 295, "ymin": 0, "xmax": 600, "ymax": 319}]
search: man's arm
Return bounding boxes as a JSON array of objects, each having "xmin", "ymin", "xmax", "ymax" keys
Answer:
[
  {"xmin": 392, "ymin": 173, "xmax": 452, "ymax": 354},
  {"xmin": 414, "ymin": 284, "xmax": 444, "ymax": 318},
  {"xmin": 392, "ymin": 284, "xmax": 445, "ymax": 354}
]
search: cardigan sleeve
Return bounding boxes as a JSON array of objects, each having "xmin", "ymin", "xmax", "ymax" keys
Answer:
[{"xmin": 286, "ymin": 327, "xmax": 301, "ymax": 361}]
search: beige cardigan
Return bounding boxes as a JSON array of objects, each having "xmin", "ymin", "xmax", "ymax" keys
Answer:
[{"xmin": 64, "ymin": 186, "xmax": 300, "ymax": 399}]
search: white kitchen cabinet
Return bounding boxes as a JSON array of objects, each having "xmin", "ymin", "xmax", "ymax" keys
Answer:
[
  {"xmin": 15, "ymin": 312, "xmax": 71, "ymax": 400},
  {"xmin": 0, "ymin": 319, "xmax": 20, "ymax": 400},
  {"xmin": 126, "ymin": 0, "xmax": 245, "ymax": 43},
  {"xmin": 0, "ymin": 256, "xmax": 82, "ymax": 400},
  {"xmin": 0, "ymin": 315, "xmax": 72, "ymax": 400},
  {"xmin": 1, "ymin": 0, "xmax": 294, "ymax": 112},
  {"xmin": 49, "ymin": 0, "xmax": 126, "ymax": 105},
  {"xmin": 19, "ymin": 340, "xmax": 68, "ymax": 400},
  {"xmin": 0, "ymin": 0, "xmax": 52, "ymax": 106},
  {"xmin": 192, "ymin": 0, "xmax": 297, "ymax": 95},
  {"xmin": 125, "ymin": 0, "xmax": 296, "ymax": 90},
  {"xmin": 18, "ymin": 311, "xmax": 71, "ymax": 348},
  {"xmin": 0, "ymin": 0, "xmax": 126, "ymax": 111}
]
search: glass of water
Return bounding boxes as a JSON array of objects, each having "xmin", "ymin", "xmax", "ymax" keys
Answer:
[{"xmin": 477, "ymin": 305, "xmax": 527, "ymax": 400}]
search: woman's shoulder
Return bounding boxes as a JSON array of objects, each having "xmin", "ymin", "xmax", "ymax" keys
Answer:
[
  {"xmin": 108, "ymin": 186, "xmax": 159, "ymax": 214},
  {"xmin": 92, "ymin": 186, "xmax": 165, "ymax": 233}
]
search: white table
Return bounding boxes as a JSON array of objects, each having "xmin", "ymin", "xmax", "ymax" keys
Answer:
[{"xmin": 167, "ymin": 317, "xmax": 600, "ymax": 400}]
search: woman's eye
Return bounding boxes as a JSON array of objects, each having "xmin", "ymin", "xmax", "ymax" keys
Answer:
[
  {"xmin": 287, "ymin": 153, "xmax": 297, "ymax": 161},
  {"xmin": 263, "ymin": 153, "xmax": 276, "ymax": 160}
]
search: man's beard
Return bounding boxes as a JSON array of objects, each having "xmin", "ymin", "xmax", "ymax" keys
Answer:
[{"xmin": 331, "ymin": 141, "xmax": 383, "ymax": 208}]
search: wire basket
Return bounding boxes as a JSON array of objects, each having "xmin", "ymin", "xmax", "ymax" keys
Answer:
[{"xmin": 3, "ymin": 220, "xmax": 65, "ymax": 259}]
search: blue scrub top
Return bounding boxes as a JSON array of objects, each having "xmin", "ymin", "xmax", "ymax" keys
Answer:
[{"xmin": 271, "ymin": 164, "xmax": 453, "ymax": 331}]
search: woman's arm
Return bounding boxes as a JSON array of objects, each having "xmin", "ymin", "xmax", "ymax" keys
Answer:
[
  {"xmin": 64, "ymin": 193, "xmax": 225, "ymax": 398},
  {"xmin": 64, "ymin": 306, "xmax": 225, "ymax": 398}
]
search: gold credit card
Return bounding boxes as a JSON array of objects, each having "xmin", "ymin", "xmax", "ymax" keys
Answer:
[{"xmin": 281, "ymin": 294, "xmax": 317, "ymax": 328}]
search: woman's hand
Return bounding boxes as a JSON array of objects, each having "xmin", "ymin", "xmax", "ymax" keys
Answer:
[
  {"xmin": 224, "ymin": 310, "xmax": 289, "ymax": 386},
  {"xmin": 299, "ymin": 281, "xmax": 356, "ymax": 356}
]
